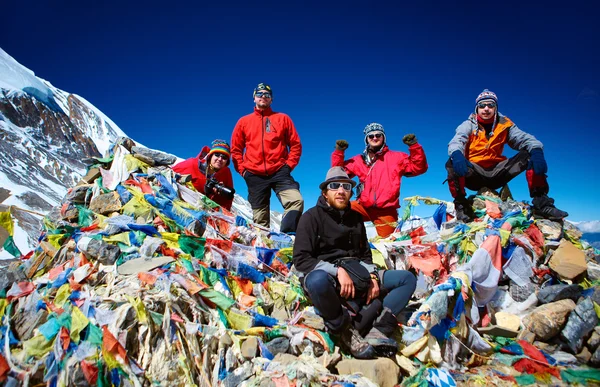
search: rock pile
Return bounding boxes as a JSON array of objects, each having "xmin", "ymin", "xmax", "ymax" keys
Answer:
[{"xmin": 1, "ymin": 139, "xmax": 599, "ymax": 386}]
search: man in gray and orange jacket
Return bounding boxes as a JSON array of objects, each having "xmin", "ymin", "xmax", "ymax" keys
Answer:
[
  {"xmin": 447, "ymin": 89, "xmax": 568, "ymax": 222},
  {"xmin": 231, "ymin": 83, "xmax": 304, "ymax": 233}
]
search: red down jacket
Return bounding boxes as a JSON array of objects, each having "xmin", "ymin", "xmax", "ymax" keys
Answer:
[
  {"xmin": 331, "ymin": 144, "xmax": 428, "ymax": 209},
  {"xmin": 172, "ymin": 146, "xmax": 234, "ymax": 210}
]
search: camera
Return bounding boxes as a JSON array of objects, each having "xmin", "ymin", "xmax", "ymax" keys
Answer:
[{"xmin": 205, "ymin": 177, "xmax": 235, "ymax": 199}]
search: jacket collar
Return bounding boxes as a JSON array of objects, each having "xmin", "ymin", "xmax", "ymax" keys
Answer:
[{"xmin": 254, "ymin": 106, "xmax": 273, "ymax": 116}]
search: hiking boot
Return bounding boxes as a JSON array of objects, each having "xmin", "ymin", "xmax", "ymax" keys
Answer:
[
  {"xmin": 532, "ymin": 195, "xmax": 568, "ymax": 221},
  {"xmin": 364, "ymin": 308, "xmax": 399, "ymax": 357},
  {"xmin": 454, "ymin": 198, "xmax": 474, "ymax": 223},
  {"xmin": 338, "ymin": 325, "xmax": 376, "ymax": 359}
]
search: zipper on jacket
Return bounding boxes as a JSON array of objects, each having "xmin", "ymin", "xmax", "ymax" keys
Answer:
[{"xmin": 261, "ymin": 115, "xmax": 268, "ymax": 174}]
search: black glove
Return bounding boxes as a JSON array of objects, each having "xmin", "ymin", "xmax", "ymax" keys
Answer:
[
  {"xmin": 335, "ymin": 139, "xmax": 349, "ymax": 151},
  {"xmin": 528, "ymin": 148, "xmax": 548, "ymax": 175},
  {"xmin": 451, "ymin": 150, "xmax": 472, "ymax": 177},
  {"xmin": 402, "ymin": 133, "xmax": 417, "ymax": 146}
]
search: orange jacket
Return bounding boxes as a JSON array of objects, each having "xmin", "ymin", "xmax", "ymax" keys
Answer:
[
  {"xmin": 466, "ymin": 116, "xmax": 513, "ymax": 168},
  {"xmin": 448, "ymin": 113, "xmax": 543, "ymax": 169},
  {"xmin": 172, "ymin": 146, "xmax": 234, "ymax": 210},
  {"xmin": 231, "ymin": 107, "xmax": 302, "ymax": 176}
]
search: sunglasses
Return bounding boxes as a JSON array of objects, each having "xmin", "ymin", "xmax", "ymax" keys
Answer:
[
  {"xmin": 367, "ymin": 133, "xmax": 383, "ymax": 140},
  {"xmin": 477, "ymin": 102, "xmax": 496, "ymax": 109},
  {"xmin": 327, "ymin": 182, "xmax": 353, "ymax": 191},
  {"xmin": 255, "ymin": 92, "xmax": 272, "ymax": 98},
  {"xmin": 213, "ymin": 153, "xmax": 229, "ymax": 160}
]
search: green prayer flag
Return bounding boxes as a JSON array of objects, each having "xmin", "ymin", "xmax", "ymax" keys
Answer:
[{"xmin": 2, "ymin": 236, "xmax": 22, "ymax": 257}]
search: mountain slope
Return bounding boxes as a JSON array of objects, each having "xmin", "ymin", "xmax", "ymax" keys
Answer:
[{"xmin": 0, "ymin": 47, "xmax": 127, "ymax": 256}]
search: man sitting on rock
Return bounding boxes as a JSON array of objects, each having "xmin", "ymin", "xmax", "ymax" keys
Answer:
[
  {"xmin": 293, "ymin": 167, "xmax": 417, "ymax": 358},
  {"xmin": 447, "ymin": 89, "xmax": 568, "ymax": 222}
]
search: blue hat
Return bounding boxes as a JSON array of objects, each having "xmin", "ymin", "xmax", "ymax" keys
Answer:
[
  {"xmin": 363, "ymin": 122, "xmax": 386, "ymax": 145},
  {"xmin": 475, "ymin": 89, "xmax": 498, "ymax": 105}
]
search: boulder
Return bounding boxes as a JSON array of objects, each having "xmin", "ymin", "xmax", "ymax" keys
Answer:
[
  {"xmin": 548, "ymin": 240, "xmax": 588, "ymax": 280},
  {"xmin": 298, "ymin": 311, "xmax": 325, "ymax": 331},
  {"xmin": 77, "ymin": 237, "xmax": 120, "ymax": 265},
  {"xmin": 265, "ymin": 337, "xmax": 290, "ymax": 356},
  {"xmin": 522, "ymin": 299, "xmax": 576, "ymax": 341},
  {"xmin": 561, "ymin": 298, "xmax": 599, "ymax": 353},
  {"xmin": 536, "ymin": 219, "xmax": 563, "ymax": 240},
  {"xmin": 89, "ymin": 192, "xmax": 122, "ymax": 215},
  {"xmin": 537, "ymin": 284, "xmax": 582, "ymax": 304},
  {"xmin": 336, "ymin": 358, "xmax": 400, "ymax": 387},
  {"xmin": 241, "ymin": 337, "xmax": 258, "ymax": 360},
  {"xmin": 131, "ymin": 146, "xmax": 177, "ymax": 166}
]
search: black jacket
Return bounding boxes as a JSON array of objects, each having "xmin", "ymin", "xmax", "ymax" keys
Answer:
[{"xmin": 293, "ymin": 196, "xmax": 372, "ymax": 275}]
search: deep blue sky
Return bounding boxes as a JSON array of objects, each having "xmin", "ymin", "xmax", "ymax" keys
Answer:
[{"xmin": 3, "ymin": 1, "xmax": 599, "ymax": 221}]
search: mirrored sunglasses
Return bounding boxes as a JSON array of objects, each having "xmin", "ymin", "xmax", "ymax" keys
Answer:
[
  {"xmin": 477, "ymin": 102, "xmax": 496, "ymax": 109},
  {"xmin": 368, "ymin": 133, "xmax": 383, "ymax": 140},
  {"xmin": 327, "ymin": 182, "xmax": 352, "ymax": 191},
  {"xmin": 255, "ymin": 92, "xmax": 272, "ymax": 98},
  {"xmin": 213, "ymin": 153, "xmax": 229, "ymax": 160}
]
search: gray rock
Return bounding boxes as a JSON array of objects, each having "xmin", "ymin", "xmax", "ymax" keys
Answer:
[
  {"xmin": 14, "ymin": 308, "xmax": 47, "ymax": 341},
  {"xmin": 587, "ymin": 262, "xmax": 600, "ymax": 282},
  {"xmin": 131, "ymin": 146, "xmax": 177, "ymax": 166},
  {"xmin": 219, "ymin": 333, "xmax": 233, "ymax": 349},
  {"xmin": 537, "ymin": 284, "xmax": 582, "ymax": 304},
  {"xmin": 510, "ymin": 280, "xmax": 537, "ymax": 302},
  {"xmin": 336, "ymin": 358, "xmax": 400, "ymax": 387},
  {"xmin": 65, "ymin": 185, "xmax": 90, "ymax": 204},
  {"xmin": 222, "ymin": 362, "xmax": 253, "ymax": 387},
  {"xmin": 265, "ymin": 337, "xmax": 289, "ymax": 356},
  {"xmin": 588, "ymin": 327, "xmax": 600, "ymax": 351},
  {"xmin": 89, "ymin": 192, "xmax": 122, "ymax": 215},
  {"xmin": 0, "ymin": 263, "xmax": 27, "ymax": 291},
  {"xmin": 591, "ymin": 345, "xmax": 600, "ymax": 367},
  {"xmin": 299, "ymin": 311, "xmax": 325, "ymax": 330},
  {"xmin": 241, "ymin": 336, "xmax": 258, "ymax": 359},
  {"xmin": 77, "ymin": 237, "xmax": 120, "ymax": 265},
  {"xmin": 561, "ymin": 298, "xmax": 599, "ymax": 353},
  {"xmin": 116, "ymin": 136, "xmax": 136, "ymax": 151}
]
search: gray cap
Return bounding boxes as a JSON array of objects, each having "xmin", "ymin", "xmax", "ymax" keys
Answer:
[{"xmin": 319, "ymin": 166, "xmax": 357, "ymax": 190}]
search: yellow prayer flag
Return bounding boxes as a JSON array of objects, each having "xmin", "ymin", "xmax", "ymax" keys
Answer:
[{"xmin": 70, "ymin": 307, "xmax": 90, "ymax": 344}]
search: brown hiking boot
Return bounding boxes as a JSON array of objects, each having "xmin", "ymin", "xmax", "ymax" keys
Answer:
[{"xmin": 338, "ymin": 325, "xmax": 376, "ymax": 359}]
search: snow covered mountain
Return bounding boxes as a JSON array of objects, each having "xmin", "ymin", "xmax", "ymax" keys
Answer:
[{"xmin": 0, "ymin": 47, "xmax": 130, "ymax": 257}]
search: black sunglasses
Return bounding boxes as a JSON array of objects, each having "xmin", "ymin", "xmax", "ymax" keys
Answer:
[
  {"xmin": 255, "ymin": 92, "xmax": 272, "ymax": 98},
  {"xmin": 368, "ymin": 133, "xmax": 383, "ymax": 140},
  {"xmin": 477, "ymin": 102, "xmax": 496, "ymax": 109}
]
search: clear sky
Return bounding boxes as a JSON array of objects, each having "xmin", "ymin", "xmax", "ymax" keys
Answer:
[{"xmin": 3, "ymin": 1, "xmax": 599, "ymax": 221}]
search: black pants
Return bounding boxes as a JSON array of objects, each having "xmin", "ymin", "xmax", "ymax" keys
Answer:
[
  {"xmin": 244, "ymin": 165, "xmax": 304, "ymax": 233},
  {"xmin": 446, "ymin": 150, "xmax": 549, "ymax": 199}
]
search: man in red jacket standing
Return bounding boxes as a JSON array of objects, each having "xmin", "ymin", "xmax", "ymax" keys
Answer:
[
  {"xmin": 231, "ymin": 83, "xmax": 304, "ymax": 233},
  {"xmin": 332, "ymin": 123, "xmax": 428, "ymax": 237}
]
